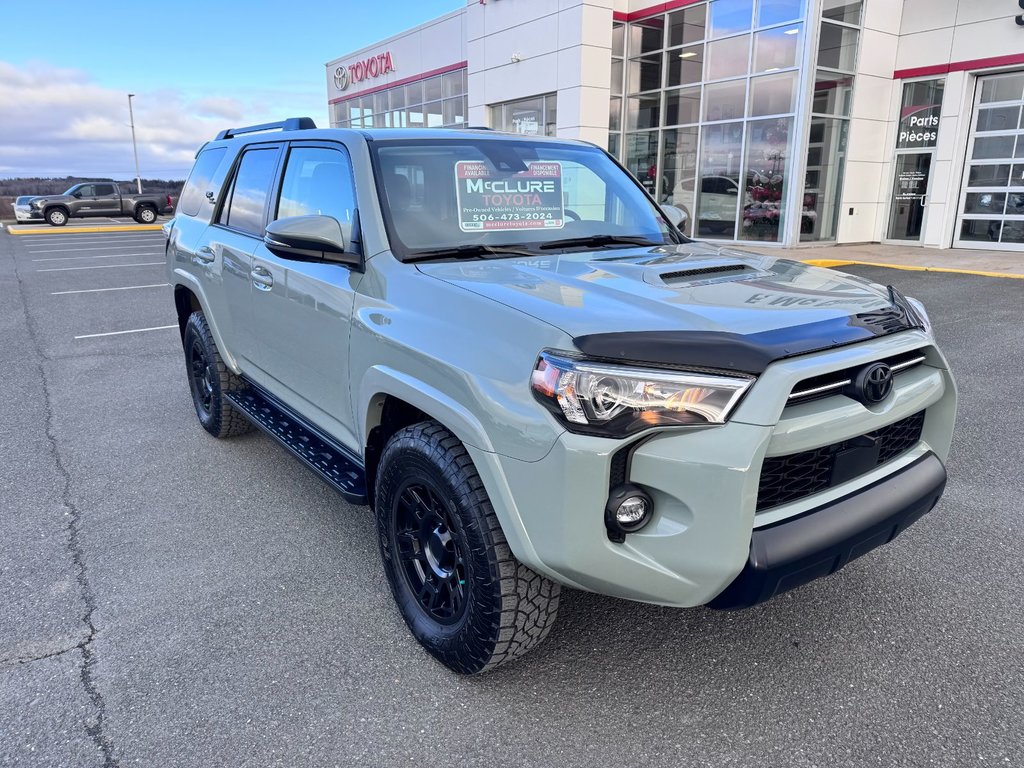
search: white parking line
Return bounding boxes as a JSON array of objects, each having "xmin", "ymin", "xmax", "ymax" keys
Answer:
[
  {"xmin": 26, "ymin": 244, "xmax": 164, "ymax": 254},
  {"xmin": 51, "ymin": 283, "xmax": 170, "ymax": 295},
  {"xmin": 74, "ymin": 324, "xmax": 177, "ymax": 340},
  {"xmin": 33, "ymin": 252, "xmax": 164, "ymax": 262},
  {"xmin": 37, "ymin": 262, "xmax": 164, "ymax": 272}
]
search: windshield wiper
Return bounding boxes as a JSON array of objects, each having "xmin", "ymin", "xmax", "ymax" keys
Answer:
[
  {"xmin": 404, "ymin": 244, "xmax": 539, "ymax": 263},
  {"xmin": 537, "ymin": 235, "xmax": 665, "ymax": 251}
]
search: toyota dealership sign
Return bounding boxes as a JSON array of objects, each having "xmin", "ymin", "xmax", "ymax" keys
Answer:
[{"xmin": 333, "ymin": 51, "xmax": 396, "ymax": 91}]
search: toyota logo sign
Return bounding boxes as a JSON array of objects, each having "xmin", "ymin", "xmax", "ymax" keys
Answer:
[
  {"xmin": 856, "ymin": 362, "xmax": 895, "ymax": 405},
  {"xmin": 333, "ymin": 66, "xmax": 350, "ymax": 91}
]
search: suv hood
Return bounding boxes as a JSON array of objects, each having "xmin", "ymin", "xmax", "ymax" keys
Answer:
[{"xmin": 417, "ymin": 242, "xmax": 921, "ymax": 372}]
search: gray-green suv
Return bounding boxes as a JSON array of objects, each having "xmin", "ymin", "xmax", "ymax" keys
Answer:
[{"xmin": 165, "ymin": 118, "xmax": 957, "ymax": 674}]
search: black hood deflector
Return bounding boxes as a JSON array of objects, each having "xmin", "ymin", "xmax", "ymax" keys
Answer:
[{"xmin": 573, "ymin": 287, "xmax": 925, "ymax": 375}]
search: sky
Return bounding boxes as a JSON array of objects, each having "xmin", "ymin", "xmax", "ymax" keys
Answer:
[{"xmin": 0, "ymin": 1, "xmax": 463, "ymax": 180}]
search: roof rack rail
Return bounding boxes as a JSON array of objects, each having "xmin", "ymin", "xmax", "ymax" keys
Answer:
[{"xmin": 215, "ymin": 117, "xmax": 317, "ymax": 141}]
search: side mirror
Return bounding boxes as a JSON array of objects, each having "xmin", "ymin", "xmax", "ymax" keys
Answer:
[
  {"xmin": 662, "ymin": 205, "xmax": 688, "ymax": 229},
  {"xmin": 264, "ymin": 215, "xmax": 359, "ymax": 266}
]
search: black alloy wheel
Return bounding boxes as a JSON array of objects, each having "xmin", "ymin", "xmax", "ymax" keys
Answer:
[
  {"xmin": 187, "ymin": 336, "xmax": 215, "ymax": 417},
  {"xmin": 392, "ymin": 480, "xmax": 468, "ymax": 624},
  {"xmin": 181, "ymin": 311, "xmax": 252, "ymax": 438},
  {"xmin": 375, "ymin": 421, "xmax": 561, "ymax": 674}
]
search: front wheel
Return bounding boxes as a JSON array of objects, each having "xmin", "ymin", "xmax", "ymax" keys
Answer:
[
  {"xmin": 46, "ymin": 208, "xmax": 67, "ymax": 226},
  {"xmin": 135, "ymin": 206, "xmax": 157, "ymax": 224},
  {"xmin": 375, "ymin": 421, "xmax": 560, "ymax": 674}
]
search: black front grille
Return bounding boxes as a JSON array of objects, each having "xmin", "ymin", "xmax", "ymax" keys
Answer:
[{"xmin": 756, "ymin": 411, "xmax": 926, "ymax": 512}]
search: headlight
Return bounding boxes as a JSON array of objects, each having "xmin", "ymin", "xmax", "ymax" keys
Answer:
[{"xmin": 530, "ymin": 352, "xmax": 753, "ymax": 437}]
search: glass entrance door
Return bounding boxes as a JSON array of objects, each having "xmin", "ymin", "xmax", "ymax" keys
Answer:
[{"xmin": 886, "ymin": 152, "xmax": 932, "ymax": 241}]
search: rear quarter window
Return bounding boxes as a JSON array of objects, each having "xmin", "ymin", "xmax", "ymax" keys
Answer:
[{"xmin": 179, "ymin": 147, "xmax": 229, "ymax": 218}]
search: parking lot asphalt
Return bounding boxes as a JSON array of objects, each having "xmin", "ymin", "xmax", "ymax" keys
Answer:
[{"xmin": 0, "ymin": 229, "xmax": 1021, "ymax": 767}]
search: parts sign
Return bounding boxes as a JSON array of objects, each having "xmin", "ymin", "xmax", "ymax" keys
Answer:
[{"xmin": 455, "ymin": 161, "xmax": 565, "ymax": 231}]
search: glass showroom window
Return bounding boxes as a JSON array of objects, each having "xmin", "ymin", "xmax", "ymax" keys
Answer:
[
  {"xmin": 609, "ymin": 21, "xmax": 625, "ymax": 157},
  {"xmin": 800, "ymin": 0, "xmax": 861, "ymax": 241},
  {"xmin": 621, "ymin": 0, "xmax": 805, "ymax": 242},
  {"xmin": 493, "ymin": 94, "xmax": 558, "ymax": 136},
  {"xmin": 330, "ymin": 69, "xmax": 468, "ymax": 130}
]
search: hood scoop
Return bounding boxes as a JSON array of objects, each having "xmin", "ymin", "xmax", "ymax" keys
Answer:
[{"xmin": 656, "ymin": 262, "xmax": 758, "ymax": 285}]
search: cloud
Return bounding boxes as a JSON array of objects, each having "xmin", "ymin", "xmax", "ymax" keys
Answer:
[
  {"xmin": 0, "ymin": 61, "xmax": 327, "ymax": 180},
  {"xmin": 195, "ymin": 97, "xmax": 246, "ymax": 121}
]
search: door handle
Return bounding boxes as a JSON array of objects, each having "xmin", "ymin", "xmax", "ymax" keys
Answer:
[
  {"xmin": 194, "ymin": 246, "xmax": 216, "ymax": 264},
  {"xmin": 251, "ymin": 265, "xmax": 274, "ymax": 291}
]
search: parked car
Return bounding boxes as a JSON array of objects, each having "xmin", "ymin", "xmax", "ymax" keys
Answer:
[
  {"xmin": 13, "ymin": 196, "xmax": 42, "ymax": 223},
  {"xmin": 30, "ymin": 182, "xmax": 172, "ymax": 226},
  {"xmin": 166, "ymin": 118, "xmax": 957, "ymax": 674},
  {"xmin": 666, "ymin": 176, "xmax": 819, "ymax": 238}
]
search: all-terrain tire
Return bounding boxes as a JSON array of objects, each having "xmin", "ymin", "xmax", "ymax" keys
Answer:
[
  {"xmin": 375, "ymin": 421, "xmax": 560, "ymax": 674},
  {"xmin": 182, "ymin": 311, "xmax": 253, "ymax": 438},
  {"xmin": 46, "ymin": 208, "xmax": 67, "ymax": 226},
  {"xmin": 135, "ymin": 206, "xmax": 157, "ymax": 224}
]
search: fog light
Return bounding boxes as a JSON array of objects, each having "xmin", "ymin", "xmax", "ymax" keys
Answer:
[
  {"xmin": 605, "ymin": 483, "xmax": 654, "ymax": 541},
  {"xmin": 616, "ymin": 496, "xmax": 649, "ymax": 527}
]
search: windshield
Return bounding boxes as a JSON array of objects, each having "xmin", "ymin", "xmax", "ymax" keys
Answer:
[{"xmin": 370, "ymin": 138, "xmax": 682, "ymax": 260}]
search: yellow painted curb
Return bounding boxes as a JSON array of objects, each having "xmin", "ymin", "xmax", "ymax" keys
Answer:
[
  {"xmin": 802, "ymin": 258, "xmax": 1024, "ymax": 280},
  {"xmin": 8, "ymin": 224, "xmax": 164, "ymax": 235}
]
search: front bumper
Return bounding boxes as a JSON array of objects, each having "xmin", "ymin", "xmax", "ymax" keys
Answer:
[
  {"xmin": 708, "ymin": 452, "xmax": 946, "ymax": 609},
  {"xmin": 14, "ymin": 209, "xmax": 42, "ymax": 222},
  {"xmin": 471, "ymin": 330, "xmax": 956, "ymax": 608}
]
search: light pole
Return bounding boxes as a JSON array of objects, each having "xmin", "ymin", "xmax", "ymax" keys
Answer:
[{"xmin": 127, "ymin": 93, "xmax": 142, "ymax": 194}]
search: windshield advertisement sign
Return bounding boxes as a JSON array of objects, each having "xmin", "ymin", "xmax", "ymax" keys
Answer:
[{"xmin": 455, "ymin": 161, "xmax": 564, "ymax": 231}]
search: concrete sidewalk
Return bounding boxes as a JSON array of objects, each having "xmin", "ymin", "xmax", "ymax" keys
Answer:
[{"xmin": 744, "ymin": 242, "xmax": 1024, "ymax": 278}]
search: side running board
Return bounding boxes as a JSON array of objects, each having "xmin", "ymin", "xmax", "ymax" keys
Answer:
[{"xmin": 226, "ymin": 386, "xmax": 367, "ymax": 505}]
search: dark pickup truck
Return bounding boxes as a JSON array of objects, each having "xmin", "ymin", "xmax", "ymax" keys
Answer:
[{"xmin": 29, "ymin": 182, "xmax": 173, "ymax": 226}]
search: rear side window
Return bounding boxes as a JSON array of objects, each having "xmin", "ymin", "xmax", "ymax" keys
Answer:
[
  {"xmin": 179, "ymin": 147, "xmax": 227, "ymax": 217},
  {"xmin": 95, "ymin": 183, "xmax": 116, "ymax": 196},
  {"xmin": 276, "ymin": 146, "xmax": 356, "ymax": 227},
  {"xmin": 221, "ymin": 147, "xmax": 279, "ymax": 235}
]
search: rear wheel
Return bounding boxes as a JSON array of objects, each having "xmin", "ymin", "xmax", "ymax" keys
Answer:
[
  {"xmin": 375, "ymin": 421, "xmax": 560, "ymax": 674},
  {"xmin": 46, "ymin": 208, "xmax": 67, "ymax": 226},
  {"xmin": 182, "ymin": 312, "xmax": 252, "ymax": 438},
  {"xmin": 135, "ymin": 206, "xmax": 157, "ymax": 224}
]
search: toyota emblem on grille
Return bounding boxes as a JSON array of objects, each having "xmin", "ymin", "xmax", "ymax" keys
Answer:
[{"xmin": 856, "ymin": 362, "xmax": 894, "ymax": 404}]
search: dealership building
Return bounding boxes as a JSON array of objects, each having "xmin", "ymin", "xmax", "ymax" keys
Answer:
[{"xmin": 325, "ymin": 0, "xmax": 1024, "ymax": 252}]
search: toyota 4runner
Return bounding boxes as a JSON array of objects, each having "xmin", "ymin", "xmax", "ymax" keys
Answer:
[{"xmin": 165, "ymin": 118, "xmax": 957, "ymax": 674}]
